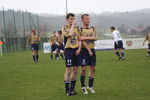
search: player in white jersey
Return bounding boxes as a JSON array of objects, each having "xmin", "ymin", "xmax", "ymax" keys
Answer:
[{"xmin": 110, "ymin": 26, "xmax": 125, "ymax": 60}]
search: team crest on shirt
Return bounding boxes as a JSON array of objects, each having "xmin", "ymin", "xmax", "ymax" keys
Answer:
[
  {"xmin": 86, "ymin": 32, "xmax": 93, "ymax": 37},
  {"xmin": 71, "ymin": 32, "xmax": 77, "ymax": 45}
]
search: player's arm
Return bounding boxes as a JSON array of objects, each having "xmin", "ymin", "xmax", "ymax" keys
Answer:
[
  {"xmin": 75, "ymin": 30, "xmax": 81, "ymax": 55},
  {"xmin": 62, "ymin": 26, "xmax": 69, "ymax": 38},
  {"xmin": 143, "ymin": 35, "xmax": 148, "ymax": 45},
  {"xmin": 81, "ymin": 28, "xmax": 97, "ymax": 41},
  {"xmin": 55, "ymin": 36, "xmax": 59, "ymax": 45},
  {"xmin": 62, "ymin": 35, "xmax": 64, "ymax": 42},
  {"xmin": 62, "ymin": 35, "xmax": 64, "ymax": 45},
  {"xmin": 82, "ymin": 41, "xmax": 93, "ymax": 56},
  {"xmin": 26, "ymin": 36, "xmax": 31, "ymax": 47},
  {"xmin": 81, "ymin": 36, "xmax": 97, "ymax": 41},
  {"xmin": 38, "ymin": 36, "xmax": 41, "ymax": 43},
  {"xmin": 39, "ymin": 36, "xmax": 41, "ymax": 42},
  {"xmin": 75, "ymin": 39, "xmax": 81, "ymax": 56},
  {"xmin": 48, "ymin": 37, "xmax": 51, "ymax": 43},
  {"xmin": 48, "ymin": 37, "xmax": 52, "ymax": 46}
]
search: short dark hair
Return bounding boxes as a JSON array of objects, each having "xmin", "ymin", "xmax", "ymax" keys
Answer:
[
  {"xmin": 58, "ymin": 30, "xmax": 62, "ymax": 35},
  {"xmin": 81, "ymin": 14, "xmax": 89, "ymax": 19},
  {"xmin": 110, "ymin": 26, "xmax": 115, "ymax": 30},
  {"xmin": 32, "ymin": 29, "xmax": 36, "ymax": 33},
  {"xmin": 66, "ymin": 13, "xmax": 75, "ymax": 19}
]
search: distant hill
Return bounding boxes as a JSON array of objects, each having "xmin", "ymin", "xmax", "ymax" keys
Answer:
[{"xmin": 0, "ymin": 8, "xmax": 150, "ymax": 37}]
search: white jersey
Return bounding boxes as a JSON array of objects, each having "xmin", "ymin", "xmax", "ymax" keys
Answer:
[{"xmin": 112, "ymin": 30, "xmax": 123, "ymax": 43}]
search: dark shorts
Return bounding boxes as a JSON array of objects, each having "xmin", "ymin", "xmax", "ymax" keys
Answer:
[
  {"xmin": 58, "ymin": 44, "xmax": 64, "ymax": 51},
  {"xmin": 148, "ymin": 44, "xmax": 150, "ymax": 49},
  {"xmin": 31, "ymin": 44, "xmax": 39, "ymax": 51},
  {"xmin": 80, "ymin": 48, "xmax": 96, "ymax": 66},
  {"xmin": 51, "ymin": 44, "xmax": 57, "ymax": 52},
  {"xmin": 64, "ymin": 48, "xmax": 80, "ymax": 67},
  {"xmin": 80, "ymin": 48, "xmax": 90, "ymax": 66},
  {"xmin": 114, "ymin": 40, "xmax": 123, "ymax": 49}
]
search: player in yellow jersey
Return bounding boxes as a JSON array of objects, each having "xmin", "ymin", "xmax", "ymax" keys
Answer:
[
  {"xmin": 143, "ymin": 28, "xmax": 150, "ymax": 57},
  {"xmin": 49, "ymin": 31, "xmax": 58, "ymax": 60},
  {"xmin": 80, "ymin": 14, "xmax": 97, "ymax": 94},
  {"xmin": 26, "ymin": 29, "xmax": 41, "ymax": 63},
  {"xmin": 57, "ymin": 30, "xmax": 64, "ymax": 59},
  {"xmin": 62, "ymin": 13, "xmax": 81, "ymax": 96}
]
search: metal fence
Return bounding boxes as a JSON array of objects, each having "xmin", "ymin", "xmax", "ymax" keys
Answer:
[
  {"xmin": 0, "ymin": 9, "xmax": 49, "ymax": 53},
  {"xmin": 0, "ymin": 37, "xmax": 48, "ymax": 53}
]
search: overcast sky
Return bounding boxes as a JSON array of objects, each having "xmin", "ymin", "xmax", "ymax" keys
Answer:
[{"xmin": 0, "ymin": 0, "xmax": 150, "ymax": 14}]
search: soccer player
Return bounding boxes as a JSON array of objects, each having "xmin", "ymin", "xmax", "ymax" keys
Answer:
[
  {"xmin": 143, "ymin": 28, "xmax": 150, "ymax": 57},
  {"xmin": 49, "ymin": 31, "xmax": 59, "ymax": 60},
  {"xmin": 62, "ymin": 13, "xmax": 81, "ymax": 96},
  {"xmin": 110, "ymin": 26, "xmax": 125, "ymax": 60},
  {"xmin": 57, "ymin": 30, "xmax": 64, "ymax": 59},
  {"xmin": 26, "ymin": 29, "xmax": 41, "ymax": 63},
  {"xmin": 80, "ymin": 14, "xmax": 97, "ymax": 94}
]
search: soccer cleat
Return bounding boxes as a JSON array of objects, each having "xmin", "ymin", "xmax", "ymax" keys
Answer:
[
  {"xmin": 87, "ymin": 86, "xmax": 96, "ymax": 94},
  {"xmin": 66, "ymin": 91, "xmax": 72, "ymax": 96},
  {"xmin": 122, "ymin": 57, "xmax": 125, "ymax": 60},
  {"xmin": 118, "ymin": 57, "xmax": 122, "ymax": 60},
  {"xmin": 82, "ymin": 87, "xmax": 88, "ymax": 94},
  {"xmin": 70, "ymin": 90, "xmax": 77, "ymax": 96},
  {"xmin": 146, "ymin": 54, "xmax": 150, "ymax": 57},
  {"xmin": 56, "ymin": 57, "xmax": 59, "ymax": 60},
  {"xmin": 34, "ymin": 60, "xmax": 38, "ymax": 63}
]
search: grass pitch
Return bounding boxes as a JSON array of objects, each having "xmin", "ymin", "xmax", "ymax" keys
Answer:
[{"xmin": 0, "ymin": 49, "xmax": 150, "ymax": 100}]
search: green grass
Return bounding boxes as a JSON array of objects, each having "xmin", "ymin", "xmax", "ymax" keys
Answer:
[{"xmin": 0, "ymin": 49, "xmax": 150, "ymax": 100}]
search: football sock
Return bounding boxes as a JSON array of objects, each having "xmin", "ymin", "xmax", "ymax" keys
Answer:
[
  {"xmin": 50, "ymin": 54, "xmax": 53, "ymax": 59},
  {"xmin": 121, "ymin": 52, "xmax": 125, "ymax": 57},
  {"xmin": 64, "ymin": 81, "xmax": 70, "ymax": 93},
  {"xmin": 55, "ymin": 54, "xmax": 58, "ymax": 59},
  {"xmin": 88, "ymin": 77, "xmax": 95, "ymax": 88},
  {"xmin": 32, "ymin": 55, "xmax": 36, "ymax": 62},
  {"xmin": 70, "ymin": 80, "xmax": 76, "ymax": 91},
  {"xmin": 36, "ymin": 55, "xmax": 39, "ymax": 62},
  {"xmin": 148, "ymin": 51, "xmax": 150, "ymax": 55},
  {"xmin": 80, "ymin": 75, "xmax": 86, "ymax": 87},
  {"xmin": 115, "ymin": 51, "xmax": 120, "ymax": 57}
]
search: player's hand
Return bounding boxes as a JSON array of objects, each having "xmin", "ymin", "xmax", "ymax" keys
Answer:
[
  {"xmin": 91, "ymin": 36, "xmax": 96, "ymax": 40},
  {"xmin": 80, "ymin": 36, "xmax": 87, "ymax": 41},
  {"xmin": 116, "ymin": 43, "xmax": 119, "ymax": 46},
  {"xmin": 143, "ymin": 43, "xmax": 145, "ymax": 46},
  {"xmin": 50, "ymin": 43, "xmax": 52, "ymax": 46},
  {"xmin": 72, "ymin": 20, "xmax": 76, "ymax": 26},
  {"xmin": 26, "ymin": 44, "xmax": 29, "ymax": 48},
  {"xmin": 89, "ymin": 50, "xmax": 93, "ymax": 56},
  {"xmin": 80, "ymin": 37, "xmax": 86, "ymax": 41},
  {"xmin": 75, "ymin": 49, "xmax": 81, "ymax": 56}
]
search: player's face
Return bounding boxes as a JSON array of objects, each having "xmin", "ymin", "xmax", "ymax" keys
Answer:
[
  {"xmin": 53, "ymin": 32, "xmax": 56, "ymax": 36},
  {"xmin": 58, "ymin": 33, "xmax": 61, "ymax": 36},
  {"xmin": 110, "ymin": 29, "xmax": 113, "ymax": 33},
  {"xmin": 67, "ymin": 16, "xmax": 75, "ymax": 25},
  {"xmin": 82, "ymin": 16, "xmax": 90, "ymax": 26},
  {"xmin": 32, "ymin": 31, "xmax": 36, "ymax": 35},
  {"xmin": 55, "ymin": 32, "xmax": 58, "ymax": 36},
  {"xmin": 58, "ymin": 31, "xmax": 62, "ymax": 36}
]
